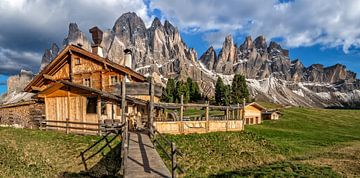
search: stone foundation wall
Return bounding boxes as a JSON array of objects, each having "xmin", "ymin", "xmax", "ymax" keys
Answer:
[{"xmin": 0, "ymin": 101, "xmax": 44, "ymax": 128}]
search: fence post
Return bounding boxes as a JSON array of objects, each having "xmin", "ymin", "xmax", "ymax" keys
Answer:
[
  {"xmin": 205, "ymin": 101, "xmax": 209, "ymax": 132},
  {"xmin": 226, "ymin": 107, "xmax": 229, "ymax": 131},
  {"xmin": 149, "ymin": 76, "xmax": 155, "ymax": 135},
  {"xmin": 171, "ymin": 142, "xmax": 177, "ymax": 178},
  {"xmin": 98, "ymin": 119, "xmax": 102, "ymax": 136},
  {"xmin": 66, "ymin": 118, "xmax": 69, "ymax": 134},
  {"xmin": 180, "ymin": 95, "xmax": 184, "ymax": 134}
]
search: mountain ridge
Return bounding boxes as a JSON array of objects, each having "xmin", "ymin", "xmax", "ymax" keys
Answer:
[{"xmin": 2, "ymin": 12, "xmax": 360, "ymax": 108}]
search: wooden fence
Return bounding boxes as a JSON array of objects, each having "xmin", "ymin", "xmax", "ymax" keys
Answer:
[{"xmin": 39, "ymin": 118, "xmax": 124, "ymax": 135}]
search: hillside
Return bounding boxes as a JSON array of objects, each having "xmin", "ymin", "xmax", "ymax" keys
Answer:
[
  {"xmin": 0, "ymin": 107, "xmax": 359, "ymax": 177},
  {"xmin": 161, "ymin": 107, "xmax": 360, "ymax": 177}
]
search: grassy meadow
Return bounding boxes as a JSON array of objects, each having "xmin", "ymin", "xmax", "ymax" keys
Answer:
[
  {"xmin": 0, "ymin": 106, "xmax": 359, "ymax": 177},
  {"xmin": 0, "ymin": 128, "xmax": 120, "ymax": 177},
  {"xmin": 161, "ymin": 107, "xmax": 360, "ymax": 177}
]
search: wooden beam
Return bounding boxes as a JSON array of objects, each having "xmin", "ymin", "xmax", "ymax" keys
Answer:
[
  {"xmin": 43, "ymin": 74, "xmax": 55, "ymax": 81},
  {"xmin": 69, "ymin": 52, "xmax": 73, "ymax": 82},
  {"xmin": 31, "ymin": 86, "xmax": 44, "ymax": 91},
  {"xmin": 97, "ymin": 96, "xmax": 102, "ymax": 136}
]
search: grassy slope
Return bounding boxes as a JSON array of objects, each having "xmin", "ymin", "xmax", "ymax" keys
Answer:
[
  {"xmin": 0, "ymin": 107, "xmax": 359, "ymax": 177},
  {"xmin": 160, "ymin": 107, "xmax": 360, "ymax": 177},
  {"xmin": 0, "ymin": 128, "xmax": 119, "ymax": 177}
]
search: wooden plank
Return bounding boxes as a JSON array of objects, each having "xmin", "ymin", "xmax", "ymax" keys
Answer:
[
  {"xmin": 43, "ymin": 74, "xmax": 55, "ymax": 81},
  {"xmin": 31, "ymin": 86, "xmax": 44, "ymax": 91},
  {"xmin": 126, "ymin": 132, "xmax": 171, "ymax": 178},
  {"xmin": 45, "ymin": 120, "xmax": 100, "ymax": 125},
  {"xmin": 67, "ymin": 90, "xmax": 71, "ymax": 134}
]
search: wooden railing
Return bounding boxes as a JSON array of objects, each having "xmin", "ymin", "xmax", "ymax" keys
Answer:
[
  {"xmin": 40, "ymin": 118, "xmax": 102, "ymax": 134},
  {"xmin": 147, "ymin": 127, "xmax": 184, "ymax": 178},
  {"xmin": 78, "ymin": 122, "xmax": 126, "ymax": 172}
]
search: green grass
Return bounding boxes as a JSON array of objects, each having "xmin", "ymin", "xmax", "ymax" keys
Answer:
[
  {"xmin": 158, "ymin": 107, "xmax": 360, "ymax": 177},
  {"xmin": 0, "ymin": 128, "xmax": 120, "ymax": 177},
  {"xmin": 1, "ymin": 107, "xmax": 360, "ymax": 177},
  {"xmin": 246, "ymin": 108, "xmax": 360, "ymax": 155}
]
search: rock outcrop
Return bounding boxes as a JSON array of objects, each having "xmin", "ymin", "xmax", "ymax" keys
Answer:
[
  {"xmin": 39, "ymin": 43, "xmax": 59, "ymax": 72},
  {"xmin": 3, "ymin": 12, "xmax": 359, "ymax": 108}
]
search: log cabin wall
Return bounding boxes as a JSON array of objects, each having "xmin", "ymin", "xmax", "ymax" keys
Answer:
[{"xmin": 244, "ymin": 105, "xmax": 262, "ymax": 125}]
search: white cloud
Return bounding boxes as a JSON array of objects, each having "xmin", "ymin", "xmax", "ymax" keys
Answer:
[
  {"xmin": 151, "ymin": 0, "xmax": 360, "ymax": 53},
  {"xmin": 0, "ymin": 0, "xmax": 152, "ymax": 74},
  {"xmin": 0, "ymin": 47, "xmax": 42, "ymax": 75}
]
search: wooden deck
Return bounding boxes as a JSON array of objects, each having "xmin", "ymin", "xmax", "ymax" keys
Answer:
[{"xmin": 125, "ymin": 132, "xmax": 171, "ymax": 178}]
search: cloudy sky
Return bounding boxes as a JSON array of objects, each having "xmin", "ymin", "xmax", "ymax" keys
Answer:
[{"xmin": 1, "ymin": 0, "xmax": 360, "ymax": 93}]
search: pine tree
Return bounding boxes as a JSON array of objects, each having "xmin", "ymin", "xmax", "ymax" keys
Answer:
[
  {"xmin": 223, "ymin": 85, "xmax": 231, "ymax": 105},
  {"xmin": 175, "ymin": 80, "xmax": 190, "ymax": 103},
  {"xmin": 161, "ymin": 78, "xmax": 176, "ymax": 102},
  {"xmin": 186, "ymin": 77, "xmax": 201, "ymax": 102},
  {"xmin": 215, "ymin": 77, "xmax": 225, "ymax": 105},
  {"xmin": 231, "ymin": 74, "xmax": 249, "ymax": 104}
]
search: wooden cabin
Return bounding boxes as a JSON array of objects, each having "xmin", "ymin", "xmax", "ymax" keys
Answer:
[
  {"xmin": 262, "ymin": 110, "xmax": 281, "ymax": 120},
  {"xmin": 243, "ymin": 102, "xmax": 265, "ymax": 125},
  {"xmin": 24, "ymin": 33, "xmax": 157, "ymax": 133}
]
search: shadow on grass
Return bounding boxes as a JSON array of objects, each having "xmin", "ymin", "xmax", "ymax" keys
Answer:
[
  {"xmin": 60, "ymin": 138, "xmax": 123, "ymax": 178},
  {"xmin": 209, "ymin": 161, "xmax": 341, "ymax": 178}
]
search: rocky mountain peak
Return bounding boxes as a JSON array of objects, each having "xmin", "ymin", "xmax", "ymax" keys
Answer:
[
  {"xmin": 39, "ymin": 43, "xmax": 59, "ymax": 72},
  {"xmin": 112, "ymin": 12, "xmax": 147, "ymax": 45},
  {"xmin": 254, "ymin": 35, "xmax": 267, "ymax": 50},
  {"xmin": 199, "ymin": 46, "xmax": 217, "ymax": 70},
  {"xmin": 7, "ymin": 69, "xmax": 33, "ymax": 93},
  {"xmin": 151, "ymin": 17, "xmax": 162, "ymax": 29},
  {"xmin": 240, "ymin": 36, "xmax": 254, "ymax": 50},
  {"xmin": 63, "ymin": 23, "xmax": 91, "ymax": 51}
]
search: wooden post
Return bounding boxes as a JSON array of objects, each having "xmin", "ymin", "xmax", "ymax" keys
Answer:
[
  {"xmin": 97, "ymin": 96, "xmax": 102, "ymax": 136},
  {"xmin": 242, "ymin": 99, "xmax": 246, "ymax": 129},
  {"xmin": 205, "ymin": 101, "xmax": 209, "ymax": 132},
  {"xmin": 66, "ymin": 118, "xmax": 69, "ymax": 134},
  {"xmin": 120, "ymin": 79, "xmax": 128, "ymax": 176},
  {"xmin": 149, "ymin": 77, "xmax": 155, "ymax": 135},
  {"xmin": 44, "ymin": 96, "xmax": 48, "ymax": 131},
  {"xmin": 226, "ymin": 107, "xmax": 229, "ymax": 131},
  {"xmin": 67, "ymin": 89, "xmax": 71, "ymax": 134},
  {"xmin": 180, "ymin": 95, "xmax": 184, "ymax": 133},
  {"xmin": 171, "ymin": 142, "xmax": 177, "ymax": 178},
  {"xmin": 121, "ymin": 80, "xmax": 126, "ymax": 124}
]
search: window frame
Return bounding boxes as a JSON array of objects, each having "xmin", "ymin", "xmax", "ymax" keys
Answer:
[
  {"xmin": 83, "ymin": 78, "xmax": 91, "ymax": 87},
  {"xmin": 75, "ymin": 58, "xmax": 81, "ymax": 65}
]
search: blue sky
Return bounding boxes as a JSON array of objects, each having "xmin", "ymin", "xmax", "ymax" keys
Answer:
[{"xmin": 1, "ymin": 0, "xmax": 360, "ymax": 94}]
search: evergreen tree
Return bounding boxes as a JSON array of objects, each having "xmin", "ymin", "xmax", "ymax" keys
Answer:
[
  {"xmin": 175, "ymin": 80, "xmax": 190, "ymax": 103},
  {"xmin": 161, "ymin": 78, "xmax": 176, "ymax": 102},
  {"xmin": 215, "ymin": 77, "xmax": 225, "ymax": 105},
  {"xmin": 231, "ymin": 74, "xmax": 249, "ymax": 104},
  {"xmin": 223, "ymin": 85, "xmax": 231, "ymax": 105},
  {"xmin": 186, "ymin": 77, "xmax": 201, "ymax": 102}
]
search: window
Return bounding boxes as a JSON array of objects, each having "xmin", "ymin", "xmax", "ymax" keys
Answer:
[
  {"xmin": 86, "ymin": 97, "xmax": 97, "ymax": 114},
  {"xmin": 110, "ymin": 75, "xmax": 118, "ymax": 85},
  {"xmin": 75, "ymin": 58, "xmax": 81, "ymax": 65},
  {"xmin": 84, "ymin": 78, "xmax": 91, "ymax": 87}
]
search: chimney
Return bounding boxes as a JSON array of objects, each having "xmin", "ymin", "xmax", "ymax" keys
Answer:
[
  {"xmin": 124, "ymin": 49, "xmax": 132, "ymax": 68},
  {"xmin": 89, "ymin": 26, "xmax": 104, "ymax": 57},
  {"xmin": 123, "ymin": 49, "xmax": 132, "ymax": 82}
]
